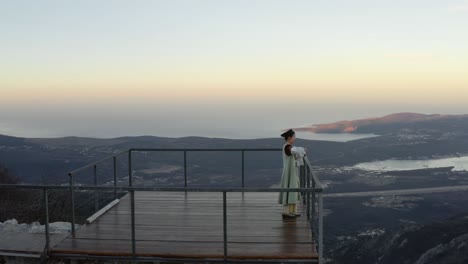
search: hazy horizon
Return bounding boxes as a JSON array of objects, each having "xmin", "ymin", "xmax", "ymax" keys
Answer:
[
  {"xmin": 1, "ymin": 1, "xmax": 467, "ymax": 138},
  {"xmin": 1, "ymin": 101, "xmax": 467, "ymax": 139}
]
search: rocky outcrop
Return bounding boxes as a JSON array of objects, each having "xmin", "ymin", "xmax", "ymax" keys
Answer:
[{"xmin": 332, "ymin": 213, "xmax": 468, "ymax": 264}]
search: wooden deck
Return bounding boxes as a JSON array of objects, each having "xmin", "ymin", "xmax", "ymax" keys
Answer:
[{"xmin": 52, "ymin": 191, "xmax": 317, "ymax": 260}]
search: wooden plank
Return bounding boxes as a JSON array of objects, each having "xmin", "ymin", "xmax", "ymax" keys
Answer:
[
  {"xmin": 71, "ymin": 235, "xmax": 313, "ymax": 244},
  {"xmin": 52, "ymin": 191, "xmax": 317, "ymax": 260},
  {"xmin": 74, "ymin": 227, "xmax": 312, "ymax": 237},
  {"xmin": 53, "ymin": 239, "xmax": 317, "ymax": 259}
]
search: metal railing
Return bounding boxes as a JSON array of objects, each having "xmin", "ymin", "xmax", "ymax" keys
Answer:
[
  {"xmin": 304, "ymin": 158, "xmax": 324, "ymax": 264},
  {"xmin": 67, "ymin": 148, "xmax": 285, "ymax": 237},
  {"xmin": 68, "ymin": 148, "xmax": 323, "ymax": 263},
  {"xmin": 0, "ymin": 148, "xmax": 324, "ymax": 263},
  {"xmin": 68, "ymin": 148, "xmax": 283, "ymax": 187},
  {"xmin": 0, "ymin": 185, "xmax": 323, "ymax": 263}
]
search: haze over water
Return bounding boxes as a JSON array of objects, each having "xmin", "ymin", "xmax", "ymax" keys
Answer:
[
  {"xmin": 1, "ymin": 1, "xmax": 467, "ymax": 139},
  {"xmin": 1, "ymin": 102, "xmax": 466, "ymax": 139}
]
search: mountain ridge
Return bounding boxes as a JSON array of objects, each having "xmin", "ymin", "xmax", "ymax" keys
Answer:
[{"xmin": 294, "ymin": 112, "xmax": 468, "ymax": 134}]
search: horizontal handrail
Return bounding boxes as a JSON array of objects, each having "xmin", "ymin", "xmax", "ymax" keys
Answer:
[
  {"xmin": 68, "ymin": 148, "xmax": 282, "ymax": 177},
  {"xmin": 0, "ymin": 184, "xmax": 322, "ymax": 193},
  {"xmin": 131, "ymin": 148, "xmax": 282, "ymax": 152}
]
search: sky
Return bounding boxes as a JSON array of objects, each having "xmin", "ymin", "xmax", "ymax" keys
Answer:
[{"xmin": 1, "ymin": 0, "xmax": 468, "ymax": 138}]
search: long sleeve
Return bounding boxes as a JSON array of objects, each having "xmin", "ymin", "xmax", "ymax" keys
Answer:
[{"xmin": 284, "ymin": 144, "xmax": 292, "ymax": 156}]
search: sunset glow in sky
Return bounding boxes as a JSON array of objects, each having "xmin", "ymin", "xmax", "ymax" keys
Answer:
[{"xmin": 1, "ymin": 0, "xmax": 468, "ymax": 138}]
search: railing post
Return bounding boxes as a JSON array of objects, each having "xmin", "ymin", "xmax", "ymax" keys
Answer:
[
  {"xmin": 318, "ymin": 193, "xmax": 323, "ymax": 264},
  {"xmin": 131, "ymin": 189, "xmax": 136, "ymax": 256},
  {"xmin": 184, "ymin": 150, "xmax": 187, "ymax": 188},
  {"xmin": 223, "ymin": 191, "xmax": 228, "ymax": 261},
  {"xmin": 43, "ymin": 188, "xmax": 50, "ymax": 255},
  {"xmin": 241, "ymin": 150, "xmax": 245, "ymax": 188},
  {"xmin": 69, "ymin": 173, "xmax": 76, "ymax": 238},
  {"xmin": 312, "ymin": 170, "xmax": 316, "ymax": 221},
  {"xmin": 306, "ymin": 165, "xmax": 310, "ymax": 219},
  {"xmin": 128, "ymin": 150, "xmax": 133, "ymax": 187},
  {"xmin": 128, "ymin": 149, "xmax": 136, "ymax": 256},
  {"xmin": 299, "ymin": 164, "xmax": 307, "ymax": 205},
  {"xmin": 94, "ymin": 164, "xmax": 98, "ymax": 212},
  {"xmin": 113, "ymin": 156, "xmax": 117, "ymax": 200}
]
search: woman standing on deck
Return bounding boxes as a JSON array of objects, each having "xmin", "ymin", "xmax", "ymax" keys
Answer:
[{"xmin": 278, "ymin": 129, "xmax": 307, "ymax": 218}]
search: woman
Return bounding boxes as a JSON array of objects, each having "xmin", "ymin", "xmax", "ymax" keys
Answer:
[{"xmin": 278, "ymin": 129, "xmax": 306, "ymax": 218}]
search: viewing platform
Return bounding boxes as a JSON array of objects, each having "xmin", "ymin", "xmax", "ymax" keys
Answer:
[{"xmin": 0, "ymin": 148, "xmax": 324, "ymax": 263}]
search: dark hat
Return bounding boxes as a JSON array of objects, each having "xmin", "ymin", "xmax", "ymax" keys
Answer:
[{"xmin": 281, "ymin": 129, "xmax": 295, "ymax": 139}]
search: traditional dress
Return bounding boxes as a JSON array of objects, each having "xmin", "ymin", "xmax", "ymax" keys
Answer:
[
  {"xmin": 278, "ymin": 129, "xmax": 306, "ymax": 217},
  {"xmin": 278, "ymin": 143, "xmax": 301, "ymax": 206},
  {"xmin": 278, "ymin": 144, "xmax": 305, "ymax": 216}
]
